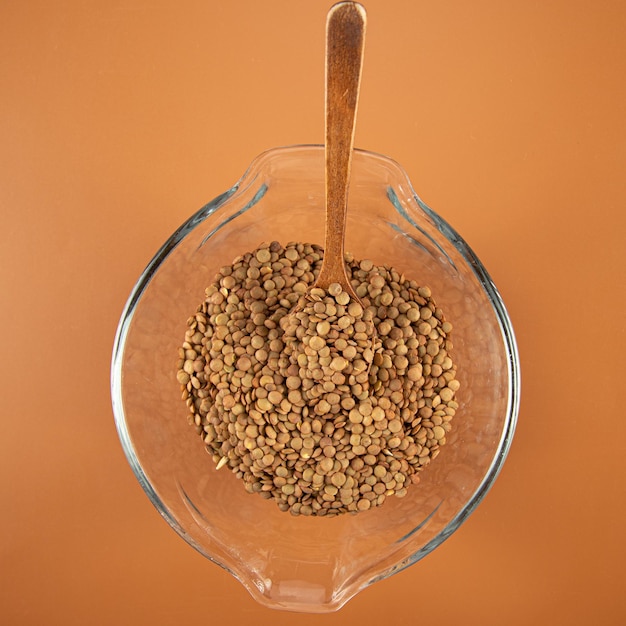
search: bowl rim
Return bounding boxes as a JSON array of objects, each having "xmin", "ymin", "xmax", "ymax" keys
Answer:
[{"xmin": 110, "ymin": 143, "xmax": 521, "ymax": 600}]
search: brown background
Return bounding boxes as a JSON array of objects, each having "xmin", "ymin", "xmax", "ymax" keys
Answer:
[{"xmin": 2, "ymin": 1, "xmax": 625, "ymax": 624}]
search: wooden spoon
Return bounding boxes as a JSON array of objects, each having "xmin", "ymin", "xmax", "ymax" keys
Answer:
[
  {"xmin": 315, "ymin": 1, "xmax": 367, "ymax": 297},
  {"xmin": 280, "ymin": 3, "xmax": 376, "ymax": 386}
]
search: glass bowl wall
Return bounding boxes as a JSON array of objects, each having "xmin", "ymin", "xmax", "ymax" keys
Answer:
[{"xmin": 111, "ymin": 145, "xmax": 520, "ymax": 613}]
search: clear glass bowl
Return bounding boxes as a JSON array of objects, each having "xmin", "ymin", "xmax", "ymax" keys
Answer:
[{"xmin": 111, "ymin": 145, "xmax": 520, "ymax": 613}]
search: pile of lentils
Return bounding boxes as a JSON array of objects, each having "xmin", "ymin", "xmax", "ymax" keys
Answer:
[{"xmin": 177, "ymin": 241, "xmax": 459, "ymax": 517}]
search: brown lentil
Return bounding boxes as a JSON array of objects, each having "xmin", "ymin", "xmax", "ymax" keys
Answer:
[{"xmin": 177, "ymin": 241, "xmax": 459, "ymax": 517}]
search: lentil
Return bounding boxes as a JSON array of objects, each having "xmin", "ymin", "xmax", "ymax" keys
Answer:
[{"xmin": 177, "ymin": 241, "xmax": 459, "ymax": 517}]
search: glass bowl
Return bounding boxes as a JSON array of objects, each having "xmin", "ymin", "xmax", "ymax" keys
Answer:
[{"xmin": 111, "ymin": 144, "xmax": 520, "ymax": 613}]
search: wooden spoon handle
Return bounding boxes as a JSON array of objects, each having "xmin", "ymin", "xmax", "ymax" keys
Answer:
[{"xmin": 317, "ymin": 1, "xmax": 367, "ymax": 290}]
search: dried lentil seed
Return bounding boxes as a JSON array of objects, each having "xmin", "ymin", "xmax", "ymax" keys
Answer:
[{"xmin": 178, "ymin": 241, "xmax": 459, "ymax": 516}]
